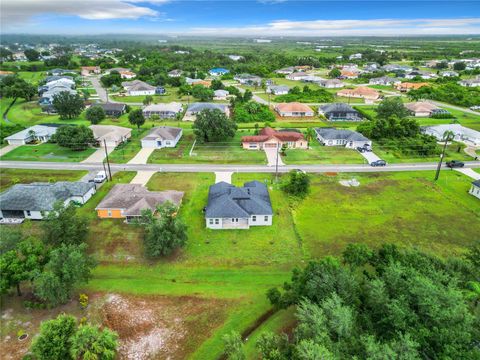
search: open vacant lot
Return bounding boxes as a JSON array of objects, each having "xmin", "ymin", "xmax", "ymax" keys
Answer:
[
  {"xmin": 148, "ymin": 131, "xmax": 268, "ymax": 165},
  {"xmin": 0, "ymin": 143, "xmax": 96, "ymax": 162},
  {"xmin": 0, "ymin": 168, "xmax": 87, "ymax": 191},
  {"xmin": 283, "ymin": 141, "xmax": 365, "ymax": 164}
]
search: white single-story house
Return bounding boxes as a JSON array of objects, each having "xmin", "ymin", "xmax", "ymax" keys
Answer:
[
  {"xmin": 422, "ymin": 124, "xmax": 480, "ymax": 146},
  {"xmin": 315, "ymin": 128, "xmax": 372, "ymax": 149},
  {"xmin": 4, "ymin": 124, "xmax": 59, "ymax": 145},
  {"xmin": 317, "ymin": 79, "xmax": 344, "ymax": 88},
  {"xmin": 142, "ymin": 102, "xmax": 183, "ymax": 119},
  {"xmin": 274, "ymin": 102, "xmax": 314, "ymax": 117},
  {"xmin": 184, "ymin": 103, "xmax": 230, "ymax": 121},
  {"xmin": 214, "ymin": 89, "xmax": 230, "ymax": 100},
  {"xmin": 122, "ymin": 80, "xmax": 156, "ymax": 96},
  {"xmin": 368, "ymin": 76, "xmax": 400, "ymax": 86},
  {"xmin": 0, "ymin": 182, "xmax": 96, "ymax": 220},
  {"xmin": 205, "ymin": 181, "xmax": 273, "ymax": 230},
  {"xmin": 286, "ymin": 72, "xmax": 310, "ymax": 81},
  {"xmin": 404, "ymin": 102, "xmax": 441, "ymax": 117},
  {"xmin": 470, "ymin": 180, "xmax": 480, "ymax": 200},
  {"xmin": 141, "ymin": 126, "xmax": 182, "ymax": 149},
  {"xmin": 266, "ymin": 85, "xmax": 290, "ymax": 95}
]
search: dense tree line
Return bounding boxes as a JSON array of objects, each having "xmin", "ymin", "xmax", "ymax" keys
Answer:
[
  {"xmin": 408, "ymin": 83, "xmax": 480, "ymax": 108},
  {"xmin": 234, "ymin": 243, "xmax": 480, "ymax": 360}
]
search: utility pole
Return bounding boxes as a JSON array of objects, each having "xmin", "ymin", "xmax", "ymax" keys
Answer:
[
  {"xmin": 275, "ymin": 142, "xmax": 279, "ymax": 183},
  {"xmin": 434, "ymin": 133, "xmax": 451, "ymax": 181},
  {"xmin": 103, "ymin": 139, "xmax": 113, "ymax": 181},
  {"xmin": 102, "ymin": 159, "xmax": 108, "ymax": 182}
]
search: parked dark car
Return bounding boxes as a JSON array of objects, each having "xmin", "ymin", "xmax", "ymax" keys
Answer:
[
  {"xmin": 446, "ymin": 160, "xmax": 465, "ymax": 168},
  {"xmin": 357, "ymin": 147, "xmax": 366, "ymax": 153},
  {"xmin": 371, "ymin": 160, "xmax": 387, "ymax": 167}
]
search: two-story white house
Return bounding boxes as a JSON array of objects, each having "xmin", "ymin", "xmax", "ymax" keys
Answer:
[{"xmin": 205, "ymin": 181, "xmax": 273, "ymax": 230}]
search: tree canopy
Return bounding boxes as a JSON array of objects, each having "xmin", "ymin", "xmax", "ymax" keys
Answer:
[
  {"xmin": 52, "ymin": 125, "xmax": 95, "ymax": 151},
  {"xmin": 52, "ymin": 91, "xmax": 85, "ymax": 120},
  {"xmin": 86, "ymin": 105, "xmax": 106, "ymax": 124},
  {"xmin": 128, "ymin": 108, "xmax": 145, "ymax": 129},
  {"xmin": 263, "ymin": 243, "xmax": 480, "ymax": 360},
  {"xmin": 193, "ymin": 108, "xmax": 237, "ymax": 142},
  {"xmin": 42, "ymin": 202, "xmax": 89, "ymax": 247}
]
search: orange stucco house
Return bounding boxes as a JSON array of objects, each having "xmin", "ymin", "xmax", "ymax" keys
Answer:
[{"xmin": 241, "ymin": 127, "xmax": 307, "ymax": 150}]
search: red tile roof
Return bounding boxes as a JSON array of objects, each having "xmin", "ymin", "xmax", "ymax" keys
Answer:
[{"xmin": 242, "ymin": 127, "xmax": 305, "ymax": 143}]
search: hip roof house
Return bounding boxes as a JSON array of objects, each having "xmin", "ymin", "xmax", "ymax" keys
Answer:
[
  {"xmin": 242, "ymin": 127, "xmax": 307, "ymax": 150},
  {"xmin": 4, "ymin": 124, "xmax": 59, "ymax": 145},
  {"xmin": 0, "ymin": 182, "xmax": 96, "ymax": 220},
  {"xmin": 319, "ymin": 103, "xmax": 363, "ymax": 121},
  {"xmin": 274, "ymin": 102, "xmax": 314, "ymax": 117},
  {"xmin": 89, "ymin": 125, "xmax": 132, "ymax": 148},
  {"xmin": 184, "ymin": 103, "xmax": 230, "ymax": 121},
  {"xmin": 205, "ymin": 181, "xmax": 273, "ymax": 229},
  {"xmin": 337, "ymin": 87, "xmax": 380, "ymax": 103},
  {"xmin": 96, "ymin": 184, "xmax": 183, "ymax": 223},
  {"xmin": 422, "ymin": 124, "xmax": 480, "ymax": 146},
  {"xmin": 141, "ymin": 126, "xmax": 183, "ymax": 149},
  {"xmin": 315, "ymin": 128, "xmax": 371, "ymax": 149},
  {"xmin": 142, "ymin": 102, "xmax": 183, "ymax": 118}
]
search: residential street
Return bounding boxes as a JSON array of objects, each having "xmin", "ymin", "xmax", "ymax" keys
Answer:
[
  {"xmin": 1, "ymin": 160, "xmax": 479, "ymax": 174},
  {"xmin": 89, "ymin": 76, "xmax": 109, "ymax": 103}
]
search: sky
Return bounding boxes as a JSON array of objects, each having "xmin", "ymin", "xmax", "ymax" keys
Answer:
[{"xmin": 1, "ymin": 0, "xmax": 480, "ymax": 36}]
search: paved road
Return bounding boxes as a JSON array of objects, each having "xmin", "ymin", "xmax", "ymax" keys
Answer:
[
  {"xmin": 427, "ymin": 100, "xmax": 480, "ymax": 115},
  {"xmin": 90, "ymin": 76, "xmax": 108, "ymax": 103},
  {"xmin": 1, "ymin": 160, "xmax": 479, "ymax": 174}
]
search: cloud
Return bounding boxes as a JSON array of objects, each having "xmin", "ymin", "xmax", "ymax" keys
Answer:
[
  {"xmin": 1, "ymin": 0, "xmax": 168, "ymax": 29},
  {"xmin": 189, "ymin": 18, "xmax": 480, "ymax": 36}
]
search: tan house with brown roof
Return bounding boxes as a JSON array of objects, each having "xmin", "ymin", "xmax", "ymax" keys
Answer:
[
  {"xmin": 241, "ymin": 127, "xmax": 307, "ymax": 150},
  {"xmin": 96, "ymin": 184, "xmax": 183, "ymax": 223},
  {"xmin": 89, "ymin": 125, "xmax": 132, "ymax": 148},
  {"xmin": 274, "ymin": 102, "xmax": 315, "ymax": 117},
  {"xmin": 81, "ymin": 66, "xmax": 101, "ymax": 76},
  {"xmin": 336, "ymin": 87, "xmax": 380, "ymax": 104}
]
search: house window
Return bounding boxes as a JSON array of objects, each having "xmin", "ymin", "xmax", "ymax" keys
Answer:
[
  {"xmin": 108, "ymin": 210, "xmax": 112, "ymax": 217},
  {"xmin": 215, "ymin": 219, "xmax": 219, "ymax": 225},
  {"xmin": 252, "ymin": 215, "xmax": 256, "ymax": 222},
  {"xmin": 264, "ymin": 216, "xmax": 268, "ymax": 222},
  {"xmin": 209, "ymin": 219, "xmax": 213, "ymax": 225},
  {"xmin": 26, "ymin": 210, "xmax": 31, "ymax": 216}
]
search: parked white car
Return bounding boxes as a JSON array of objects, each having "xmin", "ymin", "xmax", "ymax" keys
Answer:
[{"xmin": 94, "ymin": 171, "xmax": 107, "ymax": 183}]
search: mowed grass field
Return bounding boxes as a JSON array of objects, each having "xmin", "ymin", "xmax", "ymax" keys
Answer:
[
  {"xmin": 0, "ymin": 168, "xmax": 87, "ymax": 191},
  {"xmin": 0, "ymin": 143, "xmax": 96, "ymax": 162},
  {"xmin": 149, "ymin": 130, "xmax": 268, "ymax": 165}
]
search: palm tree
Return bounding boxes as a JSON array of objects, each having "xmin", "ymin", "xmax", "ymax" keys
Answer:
[{"xmin": 305, "ymin": 127, "xmax": 316, "ymax": 149}]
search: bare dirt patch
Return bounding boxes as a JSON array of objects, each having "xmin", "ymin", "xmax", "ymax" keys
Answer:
[{"xmin": 101, "ymin": 293, "xmax": 231, "ymax": 360}]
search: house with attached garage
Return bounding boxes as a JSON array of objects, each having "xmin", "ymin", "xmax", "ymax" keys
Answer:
[
  {"xmin": 234, "ymin": 74, "xmax": 262, "ymax": 86},
  {"xmin": 0, "ymin": 182, "xmax": 96, "ymax": 220},
  {"xmin": 422, "ymin": 124, "xmax": 480, "ymax": 146},
  {"xmin": 286, "ymin": 72, "xmax": 310, "ymax": 81},
  {"xmin": 214, "ymin": 89, "xmax": 230, "ymax": 100},
  {"xmin": 241, "ymin": 127, "xmax": 307, "ymax": 150},
  {"xmin": 275, "ymin": 66, "xmax": 296, "ymax": 75},
  {"xmin": 81, "ymin": 66, "xmax": 101, "ymax": 76},
  {"xmin": 458, "ymin": 78, "xmax": 480, "ymax": 87},
  {"xmin": 337, "ymin": 87, "xmax": 380, "ymax": 104},
  {"xmin": 89, "ymin": 125, "xmax": 132, "ymax": 148},
  {"xmin": 469, "ymin": 180, "xmax": 480, "ymax": 200},
  {"xmin": 319, "ymin": 103, "xmax": 363, "ymax": 121},
  {"xmin": 274, "ymin": 102, "xmax": 314, "ymax": 117},
  {"xmin": 205, "ymin": 181, "xmax": 273, "ymax": 230},
  {"xmin": 395, "ymin": 82, "xmax": 429, "ymax": 92},
  {"xmin": 96, "ymin": 184, "xmax": 183, "ymax": 223},
  {"xmin": 142, "ymin": 102, "xmax": 183, "ymax": 119},
  {"xmin": 184, "ymin": 103, "xmax": 230, "ymax": 121},
  {"xmin": 314, "ymin": 128, "xmax": 372, "ymax": 149},
  {"xmin": 141, "ymin": 126, "xmax": 182, "ymax": 149},
  {"xmin": 4, "ymin": 124, "xmax": 60, "ymax": 145},
  {"xmin": 317, "ymin": 79, "xmax": 344, "ymax": 89},
  {"xmin": 405, "ymin": 70, "xmax": 436, "ymax": 80}
]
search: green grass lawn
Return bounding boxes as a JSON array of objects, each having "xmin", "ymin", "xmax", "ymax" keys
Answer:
[
  {"xmin": 108, "ymin": 128, "xmax": 148, "ymax": 163},
  {"xmin": 295, "ymin": 171, "xmax": 480, "ymax": 259},
  {"xmin": 17, "ymin": 71, "xmax": 45, "ymax": 84},
  {"xmin": 373, "ymin": 141, "xmax": 473, "ymax": 163},
  {"xmin": 149, "ymin": 130, "xmax": 268, "ymax": 165},
  {"xmin": 0, "ymin": 168, "xmax": 87, "ymax": 191},
  {"xmin": 282, "ymin": 141, "xmax": 365, "ymax": 165},
  {"xmin": 0, "ymin": 143, "xmax": 96, "ymax": 162},
  {"xmin": 110, "ymin": 86, "xmax": 187, "ymax": 103}
]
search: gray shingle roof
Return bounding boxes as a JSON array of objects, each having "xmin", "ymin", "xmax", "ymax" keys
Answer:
[
  {"xmin": 320, "ymin": 103, "xmax": 358, "ymax": 114},
  {"xmin": 314, "ymin": 128, "xmax": 370, "ymax": 142},
  {"xmin": 187, "ymin": 103, "xmax": 228, "ymax": 113},
  {"xmin": 205, "ymin": 181, "xmax": 273, "ymax": 218},
  {"xmin": 472, "ymin": 180, "xmax": 480, "ymax": 187},
  {"xmin": 0, "ymin": 182, "xmax": 95, "ymax": 212},
  {"xmin": 142, "ymin": 126, "xmax": 182, "ymax": 141}
]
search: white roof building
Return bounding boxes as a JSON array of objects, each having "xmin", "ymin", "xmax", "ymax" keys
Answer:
[
  {"xmin": 423, "ymin": 124, "xmax": 480, "ymax": 146},
  {"xmin": 4, "ymin": 125, "xmax": 59, "ymax": 145}
]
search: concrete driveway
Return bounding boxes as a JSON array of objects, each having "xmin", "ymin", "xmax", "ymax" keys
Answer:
[
  {"xmin": 130, "ymin": 171, "xmax": 156, "ymax": 185},
  {"xmin": 359, "ymin": 151, "xmax": 382, "ymax": 165},
  {"xmin": 454, "ymin": 167, "xmax": 480, "ymax": 180},
  {"xmin": 128, "ymin": 148, "xmax": 155, "ymax": 164},
  {"xmin": 264, "ymin": 147, "xmax": 285, "ymax": 167},
  {"xmin": 81, "ymin": 146, "xmax": 115, "ymax": 163},
  {"xmin": 215, "ymin": 171, "xmax": 233, "ymax": 184},
  {"xmin": 0, "ymin": 144, "xmax": 19, "ymax": 157}
]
